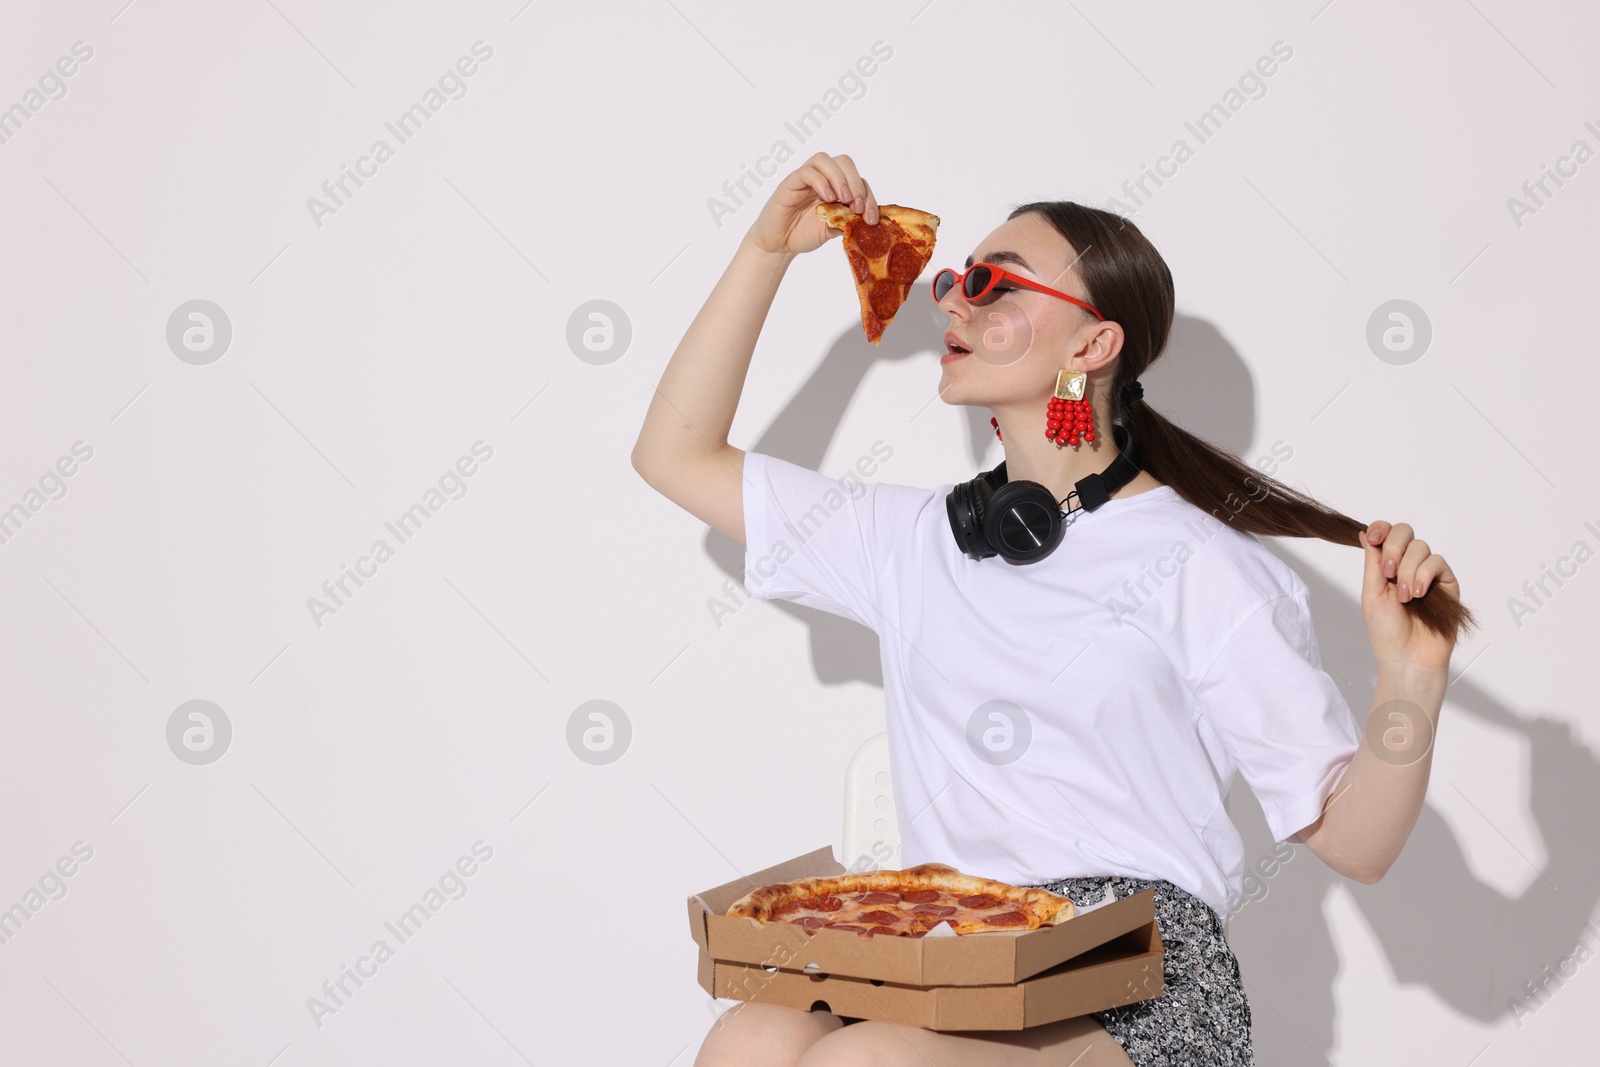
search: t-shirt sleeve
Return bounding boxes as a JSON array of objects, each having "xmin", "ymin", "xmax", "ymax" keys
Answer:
[
  {"xmin": 1192, "ymin": 590, "xmax": 1362, "ymax": 844},
  {"xmin": 741, "ymin": 451, "xmax": 926, "ymax": 631}
]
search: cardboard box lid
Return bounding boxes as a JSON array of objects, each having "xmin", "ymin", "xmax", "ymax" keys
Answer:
[
  {"xmin": 696, "ymin": 921, "xmax": 1164, "ymax": 1031},
  {"xmin": 687, "ymin": 845, "xmax": 1158, "ymax": 987}
]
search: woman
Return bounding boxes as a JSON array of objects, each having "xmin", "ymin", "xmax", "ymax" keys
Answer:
[{"xmin": 632, "ymin": 152, "xmax": 1475, "ymax": 1066}]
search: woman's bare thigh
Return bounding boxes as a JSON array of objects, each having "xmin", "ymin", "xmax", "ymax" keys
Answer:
[
  {"xmin": 693, "ymin": 1001, "xmax": 845, "ymax": 1067},
  {"xmin": 692, "ymin": 1002, "xmax": 1133, "ymax": 1067},
  {"xmin": 794, "ymin": 1013, "xmax": 1134, "ymax": 1066}
]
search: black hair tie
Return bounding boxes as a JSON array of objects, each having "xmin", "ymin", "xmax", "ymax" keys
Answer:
[{"xmin": 1120, "ymin": 379, "xmax": 1144, "ymax": 404}]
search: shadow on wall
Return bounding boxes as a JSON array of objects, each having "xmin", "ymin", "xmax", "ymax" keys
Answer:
[{"xmin": 702, "ymin": 307, "xmax": 1600, "ymax": 1063}]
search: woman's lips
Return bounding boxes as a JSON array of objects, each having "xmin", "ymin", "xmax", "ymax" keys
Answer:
[{"xmin": 942, "ymin": 330, "xmax": 970, "ymax": 363}]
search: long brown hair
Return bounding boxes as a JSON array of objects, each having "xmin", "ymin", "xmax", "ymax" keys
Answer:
[{"xmin": 1011, "ymin": 200, "xmax": 1477, "ymax": 644}]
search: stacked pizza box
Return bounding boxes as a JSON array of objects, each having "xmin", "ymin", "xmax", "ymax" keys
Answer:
[{"xmin": 686, "ymin": 846, "xmax": 1165, "ymax": 1031}]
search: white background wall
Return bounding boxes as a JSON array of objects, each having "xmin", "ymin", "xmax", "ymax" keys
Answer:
[{"xmin": 2, "ymin": 1, "xmax": 1596, "ymax": 1063}]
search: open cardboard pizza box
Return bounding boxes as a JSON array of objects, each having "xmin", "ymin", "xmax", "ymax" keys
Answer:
[{"xmin": 687, "ymin": 846, "xmax": 1164, "ymax": 1029}]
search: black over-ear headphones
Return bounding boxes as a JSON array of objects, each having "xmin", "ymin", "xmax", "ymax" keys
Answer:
[{"xmin": 945, "ymin": 421, "xmax": 1143, "ymax": 564}]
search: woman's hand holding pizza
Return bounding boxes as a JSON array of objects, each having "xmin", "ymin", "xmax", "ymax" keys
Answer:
[
  {"xmin": 1360, "ymin": 519, "xmax": 1460, "ymax": 671},
  {"xmin": 745, "ymin": 151, "xmax": 879, "ymax": 257}
]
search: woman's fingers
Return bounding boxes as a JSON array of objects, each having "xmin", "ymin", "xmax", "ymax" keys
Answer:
[
  {"xmin": 1408, "ymin": 554, "xmax": 1455, "ymax": 599},
  {"xmin": 810, "ymin": 153, "xmax": 877, "ymax": 222},
  {"xmin": 776, "ymin": 159, "xmax": 828, "ymax": 208},
  {"xmin": 1364, "ymin": 518, "xmax": 1461, "ymax": 602},
  {"xmin": 782, "ymin": 155, "xmax": 834, "ymax": 205},
  {"xmin": 802, "ymin": 159, "xmax": 840, "ymax": 205},
  {"xmin": 832, "ymin": 154, "xmax": 878, "ymax": 223},
  {"xmin": 1359, "ymin": 528, "xmax": 1388, "ymax": 604},
  {"xmin": 1395, "ymin": 537, "xmax": 1430, "ymax": 597},
  {"xmin": 808, "ymin": 154, "xmax": 850, "ymax": 204},
  {"xmin": 1377, "ymin": 521, "xmax": 1413, "ymax": 581},
  {"xmin": 746, "ymin": 152, "xmax": 878, "ymax": 257}
]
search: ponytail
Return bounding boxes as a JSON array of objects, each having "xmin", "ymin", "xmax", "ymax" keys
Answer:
[{"xmin": 1012, "ymin": 201, "xmax": 1478, "ymax": 644}]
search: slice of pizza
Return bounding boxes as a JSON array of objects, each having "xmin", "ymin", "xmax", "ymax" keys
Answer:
[
  {"xmin": 726, "ymin": 861, "xmax": 1074, "ymax": 939},
  {"xmin": 817, "ymin": 202, "xmax": 940, "ymax": 344}
]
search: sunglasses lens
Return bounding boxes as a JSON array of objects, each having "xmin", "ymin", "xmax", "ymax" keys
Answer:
[
  {"xmin": 963, "ymin": 265, "xmax": 994, "ymax": 299},
  {"xmin": 932, "ymin": 269, "xmax": 955, "ymax": 302}
]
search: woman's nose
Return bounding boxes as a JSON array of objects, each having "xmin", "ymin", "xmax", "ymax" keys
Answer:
[{"xmin": 937, "ymin": 289, "xmax": 971, "ymax": 318}]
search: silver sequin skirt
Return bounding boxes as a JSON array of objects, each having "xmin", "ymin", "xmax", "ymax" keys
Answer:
[{"xmin": 1026, "ymin": 874, "xmax": 1253, "ymax": 1066}]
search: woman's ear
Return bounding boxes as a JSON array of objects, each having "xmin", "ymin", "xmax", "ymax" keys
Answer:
[{"xmin": 1073, "ymin": 320, "xmax": 1125, "ymax": 370}]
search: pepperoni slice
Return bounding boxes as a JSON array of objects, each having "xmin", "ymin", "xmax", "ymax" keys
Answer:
[
  {"xmin": 982, "ymin": 911, "xmax": 1029, "ymax": 926},
  {"xmin": 864, "ymin": 924, "xmax": 900, "ymax": 938},
  {"xmin": 885, "ymin": 242, "xmax": 925, "ymax": 283},
  {"xmin": 824, "ymin": 922, "xmax": 865, "ymax": 933},
  {"xmin": 899, "ymin": 889, "xmax": 941, "ymax": 904},
  {"xmin": 848, "ymin": 218, "xmax": 894, "ymax": 259},
  {"xmin": 858, "ymin": 892, "xmax": 899, "ymax": 906},
  {"xmin": 809, "ymin": 895, "xmax": 843, "ymax": 912},
  {"xmin": 911, "ymin": 903, "xmax": 957, "ymax": 917},
  {"xmin": 958, "ymin": 894, "xmax": 1000, "ymax": 909},
  {"xmin": 868, "ymin": 280, "xmax": 906, "ymax": 320},
  {"xmin": 847, "ymin": 248, "xmax": 869, "ymax": 284},
  {"xmin": 772, "ymin": 900, "xmax": 802, "ymax": 918},
  {"xmin": 791, "ymin": 915, "xmax": 829, "ymax": 930},
  {"xmin": 857, "ymin": 909, "xmax": 901, "ymax": 926}
]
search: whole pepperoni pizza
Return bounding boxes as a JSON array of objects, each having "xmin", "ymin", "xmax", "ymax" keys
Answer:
[
  {"xmin": 726, "ymin": 862, "xmax": 1075, "ymax": 940},
  {"xmin": 817, "ymin": 202, "xmax": 940, "ymax": 344}
]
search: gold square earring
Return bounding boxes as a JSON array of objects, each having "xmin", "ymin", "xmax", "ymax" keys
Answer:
[{"xmin": 1046, "ymin": 369, "xmax": 1094, "ymax": 447}]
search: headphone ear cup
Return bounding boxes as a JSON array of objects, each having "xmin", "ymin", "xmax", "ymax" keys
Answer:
[
  {"xmin": 983, "ymin": 481, "xmax": 1064, "ymax": 565},
  {"xmin": 946, "ymin": 475, "xmax": 997, "ymax": 559}
]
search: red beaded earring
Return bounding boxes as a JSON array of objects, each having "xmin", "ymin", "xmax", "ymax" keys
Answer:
[{"xmin": 1046, "ymin": 369, "xmax": 1094, "ymax": 447}]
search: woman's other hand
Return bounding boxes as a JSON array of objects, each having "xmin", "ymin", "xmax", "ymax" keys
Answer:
[
  {"xmin": 744, "ymin": 151, "xmax": 878, "ymax": 257},
  {"xmin": 1361, "ymin": 519, "xmax": 1460, "ymax": 670}
]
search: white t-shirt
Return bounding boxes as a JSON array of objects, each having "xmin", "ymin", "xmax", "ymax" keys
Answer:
[{"xmin": 741, "ymin": 450, "xmax": 1362, "ymax": 921}]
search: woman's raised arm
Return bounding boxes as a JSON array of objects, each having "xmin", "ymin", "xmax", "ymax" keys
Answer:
[{"xmin": 630, "ymin": 152, "xmax": 878, "ymax": 545}]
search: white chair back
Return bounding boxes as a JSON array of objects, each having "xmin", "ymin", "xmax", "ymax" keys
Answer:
[{"xmin": 840, "ymin": 731, "xmax": 900, "ymax": 872}]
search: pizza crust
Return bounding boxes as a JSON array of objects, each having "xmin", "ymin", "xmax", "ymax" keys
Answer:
[
  {"xmin": 726, "ymin": 862, "xmax": 1075, "ymax": 935},
  {"xmin": 817, "ymin": 202, "xmax": 941, "ymax": 237}
]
